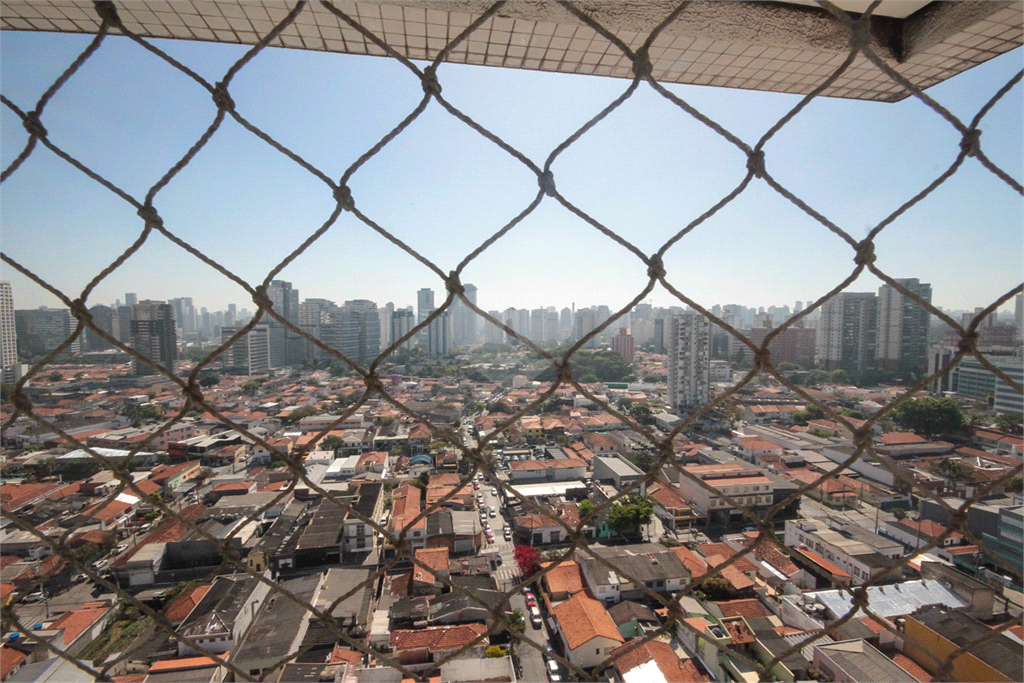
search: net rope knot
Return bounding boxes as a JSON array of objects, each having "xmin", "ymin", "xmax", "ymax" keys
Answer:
[
  {"xmin": 252, "ymin": 285, "xmax": 274, "ymax": 312},
  {"xmin": 854, "ymin": 240, "xmax": 875, "ymax": 266},
  {"xmin": 421, "ymin": 65, "xmax": 442, "ymax": 96},
  {"xmin": 446, "ymin": 271, "xmax": 465, "ymax": 297},
  {"xmin": 851, "ymin": 587, "xmax": 870, "ymax": 610},
  {"xmin": 555, "ymin": 361, "xmax": 573, "ymax": 385},
  {"xmin": 632, "ymin": 46, "xmax": 653, "ymax": 80},
  {"xmin": 753, "ymin": 347, "xmax": 771, "ymax": 369},
  {"xmin": 212, "ymin": 82, "xmax": 235, "ymax": 112},
  {"xmin": 538, "ymin": 170, "xmax": 557, "ymax": 196},
  {"xmin": 746, "ymin": 149, "xmax": 766, "ymax": 178},
  {"xmin": 69, "ymin": 298, "xmax": 93, "ymax": 324},
  {"xmin": 11, "ymin": 389, "xmax": 32, "ymax": 415},
  {"xmin": 647, "ymin": 254, "xmax": 666, "ymax": 280},
  {"xmin": 364, "ymin": 372, "xmax": 386, "ymax": 395},
  {"xmin": 958, "ymin": 330, "xmax": 979, "ymax": 355},
  {"xmin": 333, "ymin": 184, "xmax": 354, "ymax": 211},
  {"xmin": 93, "ymin": 1, "xmax": 121, "ymax": 26},
  {"xmin": 960, "ymin": 128, "xmax": 982, "ymax": 158},
  {"xmin": 182, "ymin": 382, "xmax": 204, "ymax": 406},
  {"xmin": 22, "ymin": 111, "xmax": 47, "ymax": 139},
  {"xmin": 137, "ymin": 205, "xmax": 163, "ymax": 228},
  {"xmin": 853, "ymin": 430, "xmax": 874, "ymax": 451}
]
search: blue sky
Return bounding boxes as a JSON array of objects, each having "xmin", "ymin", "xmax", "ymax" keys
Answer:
[{"xmin": 2, "ymin": 30, "xmax": 1020, "ymax": 319}]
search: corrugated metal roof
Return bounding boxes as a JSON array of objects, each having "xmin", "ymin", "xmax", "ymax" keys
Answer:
[{"xmin": 808, "ymin": 579, "xmax": 968, "ymax": 619}]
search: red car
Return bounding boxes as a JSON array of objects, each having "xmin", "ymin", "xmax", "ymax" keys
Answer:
[{"xmin": 525, "ymin": 593, "xmax": 537, "ymax": 608}]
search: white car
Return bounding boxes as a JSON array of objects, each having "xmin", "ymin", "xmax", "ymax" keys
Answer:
[
  {"xmin": 491, "ymin": 488, "xmax": 498, "ymax": 496},
  {"xmin": 546, "ymin": 659, "xmax": 560, "ymax": 675},
  {"xmin": 115, "ymin": 543, "xmax": 129, "ymax": 554}
]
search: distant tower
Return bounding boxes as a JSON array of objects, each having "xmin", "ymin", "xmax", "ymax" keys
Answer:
[
  {"xmin": 612, "ymin": 328, "xmax": 635, "ymax": 363},
  {"xmin": 819, "ymin": 292, "xmax": 877, "ymax": 378},
  {"xmin": 0, "ymin": 282, "xmax": 17, "ymax": 373},
  {"xmin": 125, "ymin": 293, "xmax": 138, "ymax": 307},
  {"xmin": 130, "ymin": 300, "xmax": 178, "ymax": 376},
  {"xmin": 417, "ymin": 288, "xmax": 435, "ymax": 325},
  {"xmin": 667, "ymin": 313, "xmax": 710, "ymax": 413},
  {"xmin": 876, "ymin": 279, "xmax": 931, "ymax": 375},
  {"xmin": 1015, "ymin": 293, "xmax": 1022, "ymax": 342}
]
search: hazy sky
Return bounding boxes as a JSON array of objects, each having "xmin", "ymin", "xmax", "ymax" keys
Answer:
[{"xmin": 2, "ymin": 30, "xmax": 1021, "ymax": 319}]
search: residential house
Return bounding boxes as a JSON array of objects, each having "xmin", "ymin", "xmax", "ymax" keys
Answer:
[{"xmin": 550, "ymin": 592, "xmax": 625, "ymax": 671}]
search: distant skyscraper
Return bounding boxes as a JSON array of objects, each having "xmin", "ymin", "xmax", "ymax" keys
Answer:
[
  {"xmin": 222, "ymin": 324, "xmax": 271, "ymax": 375},
  {"xmin": 417, "ymin": 288, "xmax": 435, "ymax": 325},
  {"xmin": 130, "ymin": 300, "xmax": 178, "ymax": 376},
  {"xmin": 267, "ymin": 280, "xmax": 301, "ymax": 365},
  {"xmin": 451, "ymin": 283, "xmax": 478, "ymax": 347},
  {"xmin": 381, "ymin": 301, "xmax": 395, "ymax": 348},
  {"xmin": 530, "ymin": 308, "xmax": 545, "ymax": 342},
  {"xmin": 544, "ymin": 311, "xmax": 560, "ymax": 343},
  {"xmin": 125, "ymin": 293, "xmax": 137, "ymax": 307},
  {"xmin": 391, "ymin": 309, "xmax": 415, "ymax": 350},
  {"xmin": 85, "ymin": 304, "xmax": 115, "ymax": 352},
  {"xmin": 819, "ymin": 292, "xmax": 877, "ymax": 378},
  {"xmin": 876, "ymin": 279, "xmax": 931, "ymax": 375},
  {"xmin": 560, "ymin": 308, "xmax": 573, "ymax": 341},
  {"xmin": 15, "ymin": 308, "xmax": 77, "ymax": 359},
  {"xmin": 0, "ymin": 282, "xmax": 17, "ymax": 372},
  {"xmin": 427, "ymin": 311, "xmax": 453, "ymax": 357},
  {"xmin": 1016, "ymin": 293, "xmax": 1023, "ymax": 342},
  {"xmin": 574, "ymin": 309, "xmax": 600, "ymax": 349},
  {"xmin": 484, "ymin": 311, "xmax": 505, "ymax": 345},
  {"xmin": 333, "ymin": 300, "xmax": 380, "ymax": 364},
  {"xmin": 653, "ymin": 318, "xmax": 666, "ymax": 354},
  {"xmin": 612, "ymin": 327, "xmax": 635, "ymax": 363},
  {"xmin": 667, "ymin": 312, "xmax": 710, "ymax": 413}
]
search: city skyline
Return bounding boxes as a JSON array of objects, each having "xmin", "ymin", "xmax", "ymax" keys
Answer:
[{"xmin": 1, "ymin": 32, "xmax": 1020, "ymax": 316}]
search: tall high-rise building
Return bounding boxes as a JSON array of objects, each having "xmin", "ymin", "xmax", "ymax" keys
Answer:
[
  {"xmin": 125, "ymin": 293, "xmax": 137, "ymax": 307},
  {"xmin": 653, "ymin": 318, "xmax": 666, "ymax": 354},
  {"xmin": 452, "ymin": 284, "xmax": 477, "ymax": 347},
  {"xmin": 380, "ymin": 301, "xmax": 395, "ymax": 348},
  {"xmin": 169, "ymin": 297, "xmax": 197, "ymax": 336},
  {"xmin": 15, "ymin": 308, "xmax": 78, "ymax": 359},
  {"xmin": 221, "ymin": 324, "xmax": 271, "ymax": 375},
  {"xmin": 484, "ymin": 311, "xmax": 505, "ymax": 345},
  {"xmin": 417, "ymin": 288, "xmax": 435, "ymax": 325},
  {"xmin": 335, "ymin": 300, "xmax": 380, "ymax": 364},
  {"xmin": 530, "ymin": 308, "xmax": 546, "ymax": 343},
  {"xmin": 612, "ymin": 327, "xmax": 635, "ymax": 363},
  {"xmin": 267, "ymin": 280, "xmax": 301, "ymax": 365},
  {"xmin": 391, "ymin": 309, "xmax": 415, "ymax": 350},
  {"xmin": 130, "ymin": 300, "xmax": 178, "ymax": 376},
  {"xmin": 85, "ymin": 304, "xmax": 116, "ymax": 352},
  {"xmin": 0, "ymin": 282, "xmax": 18, "ymax": 374},
  {"xmin": 544, "ymin": 311, "xmax": 560, "ymax": 343},
  {"xmin": 574, "ymin": 309, "xmax": 599, "ymax": 349},
  {"xmin": 876, "ymin": 279, "xmax": 931, "ymax": 375},
  {"xmin": 1015, "ymin": 293, "xmax": 1023, "ymax": 342},
  {"xmin": 427, "ymin": 310, "xmax": 452, "ymax": 357},
  {"xmin": 819, "ymin": 292, "xmax": 878, "ymax": 377},
  {"xmin": 667, "ymin": 312, "xmax": 710, "ymax": 413},
  {"xmin": 559, "ymin": 307, "xmax": 573, "ymax": 341},
  {"xmin": 748, "ymin": 324, "xmax": 816, "ymax": 368}
]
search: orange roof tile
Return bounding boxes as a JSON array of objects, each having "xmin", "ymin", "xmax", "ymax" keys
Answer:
[
  {"xmin": 0, "ymin": 646, "xmax": 27, "ymax": 680},
  {"xmin": 715, "ymin": 598, "xmax": 768, "ymax": 620},
  {"xmin": 612, "ymin": 639, "xmax": 710, "ymax": 682},
  {"xmin": 541, "ymin": 560, "xmax": 585, "ymax": 597},
  {"xmin": 390, "ymin": 623, "xmax": 487, "ymax": 652},
  {"xmin": 48, "ymin": 608, "xmax": 108, "ymax": 645},
  {"xmin": 147, "ymin": 657, "xmax": 220, "ymax": 672},
  {"xmin": 551, "ymin": 592, "xmax": 624, "ymax": 650},
  {"xmin": 892, "ymin": 653, "xmax": 932, "ymax": 682}
]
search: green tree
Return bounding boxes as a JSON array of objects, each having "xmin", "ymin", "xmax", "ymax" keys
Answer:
[
  {"xmin": 241, "ymin": 380, "xmax": 263, "ymax": 395},
  {"xmin": 891, "ymin": 397, "xmax": 965, "ymax": 438},
  {"xmin": 827, "ymin": 369, "xmax": 848, "ymax": 384},
  {"xmin": 642, "ymin": 374, "xmax": 661, "ymax": 384},
  {"xmin": 414, "ymin": 472, "xmax": 430, "ymax": 490},
  {"xmin": 629, "ymin": 402, "xmax": 654, "ymax": 425},
  {"xmin": 485, "ymin": 646, "xmax": 508, "ymax": 658},
  {"xmin": 48, "ymin": 371, "xmax": 63, "ymax": 382},
  {"xmin": 507, "ymin": 608, "xmax": 526, "ymax": 633},
  {"xmin": 578, "ymin": 499, "xmax": 596, "ymax": 517},
  {"xmin": 932, "ymin": 457, "xmax": 973, "ymax": 487},
  {"xmin": 891, "ymin": 506, "xmax": 908, "ymax": 521},
  {"xmin": 137, "ymin": 404, "xmax": 162, "ymax": 421},
  {"xmin": 777, "ymin": 362, "xmax": 801, "ymax": 372},
  {"xmin": 701, "ymin": 574, "xmax": 737, "ymax": 601},
  {"xmin": 792, "ymin": 405, "xmax": 825, "ymax": 425},
  {"xmin": 606, "ymin": 494, "xmax": 654, "ymax": 539},
  {"xmin": 198, "ymin": 373, "xmax": 221, "ymax": 387},
  {"xmin": 321, "ymin": 435, "xmax": 344, "ymax": 451},
  {"xmin": 1005, "ymin": 476, "xmax": 1023, "ymax": 493},
  {"xmin": 994, "ymin": 412, "xmax": 1023, "ymax": 434}
]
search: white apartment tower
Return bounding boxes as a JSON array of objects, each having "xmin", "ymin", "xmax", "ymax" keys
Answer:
[
  {"xmin": 667, "ymin": 312, "xmax": 710, "ymax": 414},
  {"xmin": 0, "ymin": 282, "xmax": 18, "ymax": 375},
  {"xmin": 819, "ymin": 292, "xmax": 877, "ymax": 377}
]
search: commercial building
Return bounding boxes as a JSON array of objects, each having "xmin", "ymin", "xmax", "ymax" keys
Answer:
[
  {"xmin": 901, "ymin": 604, "xmax": 1023, "ymax": 683},
  {"xmin": 876, "ymin": 279, "xmax": 931, "ymax": 374},
  {"xmin": 426, "ymin": 310, "xmax": 452, "ymax": 357},
  {"xmin": 612, "ymin": 327, "xmax": 635, "ymax": 362},
  {"xmin": 818, "ymin": 292, "xmax": 877, "ymax": 377},
  {"xmin": 748, "ymin": 324, "xmax": 816, "ymax": 368},
  {"xmin": 391, "ymin": 308, "xmax": 415, "ymax": 349},
  {"xmin": 14, "ymin": 307, "xmax": 78, "ymax": 360},
  {"xmin": 784, "ymin": 518, "xmax": 901, "ymax": 585},
  {"xmin": 667, "ymin": 312, "xmax": 710, "ymax": 414},
  {"xmin": 221, "ymin": 324, "xmax": 272, "ymax": 375},
  {"xmin": 130, "ymin": 300, "xmax": 177, "ymax": 376},
  {"xmin": 328, "ymin": 299, "xmax": 381, "ymax": 363}
]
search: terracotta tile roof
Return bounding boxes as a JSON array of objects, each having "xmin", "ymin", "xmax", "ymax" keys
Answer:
[
  {"xmin": 695, "ymin": 544, "xmax": 757, "ymax": 574},
  {"xmin": 147, "ymin": 657, "xmax": 220, "ymax": 672},
  {"xmin": 48, "ymin": 607, "xmax": 107, "ymax": 645},
  {"xmin": 612, "ymin": 638, "xmax": 710, "ymax": 682},
  {"xmin": 671, "ymin": 546, "xmax": 708, "ymax": 578},
  {"xmin": 796, "ymin": 548, "xmax": 851, "ymax": 579},
  {"xmin": 551, "ymin": 592, "xmax": 624, "ymax": 651},
  {"xmin": 165, "ymin": 584, "xmax": 212, "ymax": 623},
  {"xmin": 330, "ymin": 646, "xmax": 363, "ymax": 666},
  {"xmin": 540, "ymin": 560, "xmax": 585, "ymax": 597},
  {"xmin": 0, "ymin": 646, "xmax": 28, "ymax": 680},
  {"xmin": 414, "ymin": 547, "xmax": 449, "ymax": 584},
  {"xmin": 390, "ymin": 623, "xmax": 487, "ymax": 653},
  {"xmin": 714, "ymin": 598, "xmax": 768, "ymax": 620},
  {"xmin": 722, "ymin": 618, "xmax": 755, "ymax": 645},
  {"xmin": 111, "ymin": 675, "xmax": 147, "ymax": 683},
  {"xmin": 892, "ymin": 653, "xmax": 932, "ymax": 682}
]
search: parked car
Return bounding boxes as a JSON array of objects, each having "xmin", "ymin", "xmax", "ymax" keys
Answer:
[
  {"xmin": 546, "ymin": 659, "xmax": 560, "ymax": 675},
  {"xmin": 530, "ymin": 605, "xmax": 542, "ymax": 627},
  {"xmin": 92, "ymin": 559, "xmax": 108, "ymax": 570},
  {"xmin": 526, "ymin": 594, "xmax": 537, "ymax": 608},
  {"xmin": 491, "ymin": 488, "xmax": 498, "ymax": 496},
  {"xmin": 115, "ymin": 543, "xmax": 129, "ymax": 554},
  {"xmin": 25, "ymin": 592, "xmax": 43, "ymax": 602},
  {"xmin": 503, "ymin": 528, "xmax": 512, "ymax": 541}
]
